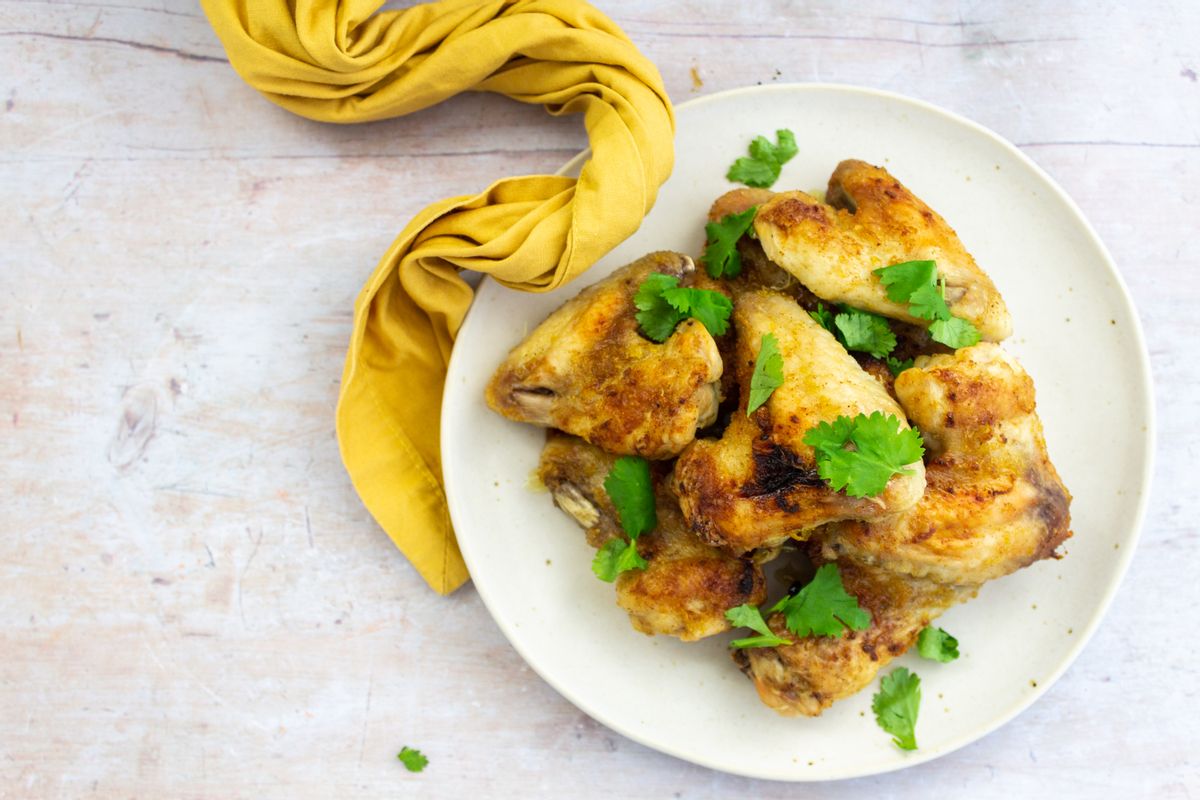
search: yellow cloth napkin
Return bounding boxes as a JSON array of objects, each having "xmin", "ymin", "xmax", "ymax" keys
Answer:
[{"xmin": 200, "ymin": 0, "xmax": 675, "ymax": 593}]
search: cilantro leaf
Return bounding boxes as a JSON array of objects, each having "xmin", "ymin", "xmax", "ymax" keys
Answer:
[
  {"xmin": 726, "ymin": 603, "xmax": 793, "ymax": 649},
  {"xmin": 635, "ymin": 273, "xmax": 732, "ymax": 341},
  {"xmin": 701, "ymin": 207, "xmax": 758, "ymax": 279},
  {"xmin": 397, "ymin": 746, "xmax": 428, "ymax": 773},
  {"xmin": 726, "ymin": 157, "xmax": 777, "ymax": 188},
  {"xmin": 634, "ymin": 273, "xmax": 686, "ymax": 342},
  {"xmin": 810, "ymin": 302, "xmax": 835, "ymax": 332},
  {"xmin": 727, "ymin": 129, "xmax": 798, "ymax": 188},
  {"xmin": 746, "ymin": 332, "xmax": 784, "ymax": 415},
  {"xmin": 603, "ymin": 456, "xmax": 656, "ymax": 538},
  {"xmin": 929, "ymin": 316, "xmax": 981, "ymax": 349},
  {"xmin": 803, "ymin": 411, "xmax": 925, "ymax": 498},
  {"xmin": 833, "ymin": 307, "xmax": 897, "ymax": 359},
  {"xmin": 872, "ymin": 668, "xmax": 921, "ymax": 751},
  {"xmin": 661, "ymin": 286, "xmax": 733, "ymax": 337},
  {"xmin": 874, "ymin": 260, "xmax": 980, "ymax": 350},
  {"xmin": 916, "ymin": 626, "xmax": 960, "ymax": 662},
  {"xmin": 874, "ymin": 260, "xmax": 937, "ymax": 305},
  {"xmin": 769, "ymin": 563, "xmax": 871, "ymax": 638},
  {"xmin": 885, "ymin": 356, "xmax": 914, "ymax": 377},
  {"xmin": 907, "ymin": 280, "xmax": 951, "ymax": 322},
  {"xmin": 591, "ymin": 537, "xmax": 648, "ymax": 582}
]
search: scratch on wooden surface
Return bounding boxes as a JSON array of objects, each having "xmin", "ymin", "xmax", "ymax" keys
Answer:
[
  {"xmin": 236, "ymin": 528, "xmax": 264, "ymax": 630},
  {"xmin": 305, "ymin": 506, "xmax": 313, "ymax": 549},
  {"xmin": 107, "ymin": 385, "xmax": 158, "ymax": 470},
  {"xmin": 356, "ymin": 667, "xmax": 375, "ymax": 768},
  {"xmin": 0, "ymin": 31, "xmax": 224, "ymax": 63}
]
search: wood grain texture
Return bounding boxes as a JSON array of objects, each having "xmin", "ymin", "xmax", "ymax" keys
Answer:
[{"xmin": 1, "ymin": 0, "xmax": 1197, "ymax": 797}]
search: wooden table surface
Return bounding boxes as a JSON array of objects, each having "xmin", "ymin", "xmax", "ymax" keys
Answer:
[{"xmin": 3, "ymin": 1, "xmax": 1197, "ymax": 797}]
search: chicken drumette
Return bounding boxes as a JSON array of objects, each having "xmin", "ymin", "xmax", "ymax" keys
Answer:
[
  {"xmin": 538, "ymin": 431, "xmax": 766, "ymax": 641},
  {"xmin": 487, "ymin": 251, "xmax": 725, "ymax": 459}
]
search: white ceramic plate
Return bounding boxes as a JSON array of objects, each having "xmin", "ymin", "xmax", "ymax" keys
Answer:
[{"xmin": 441, "ymin": 84, "xmax": 1154, "ymax": 781}]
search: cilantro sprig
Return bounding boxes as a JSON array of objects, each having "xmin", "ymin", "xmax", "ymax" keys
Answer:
[
  {"xmin": 397, "ymin": 746, "xmax": 428, "ymax": 773},
  {"xmin": 874, "ymin": 260, "xmax": 981, "ymax": 349},
  {"xmin": 873, "ymin": 668, "xmax": 921, "ymax": 751},
  {"xmin": 916, "ymin": 626, "xmax": 960, "ymax": 662},
  {"xmin": 726, "ymin": 129, "xmax": 798, "ymax": 188},
  {"xmin": 592, "ymin": 456, "xmax": 656, "ymax": 582},
  {"xmin": 811, "ymin": 302, "xmax": 898, "ymax": 361},
  {"xmin": 701, "ymin": 207, "xmax": 758, "ymax": 279},
  {"xmin": 725, "ymin": 604, "xmax": 793, "ymax": 649},
  {"xmin": 746, "ymin": 332, "xmax": 784, "ymax": 415},
  {"xmin": 634, "ymin": 273, "xmax": 732, "ymax": 342},
  {"xmin": 770, "ymin": 563, "xmax": 871, "ymax": 638},
  {"xmin": 803, "ymin": 412, "xmax": 924, "ymax": 498}
]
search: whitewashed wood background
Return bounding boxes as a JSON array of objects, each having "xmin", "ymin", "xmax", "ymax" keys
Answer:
[{"xmin": 2, "ymin": 1, "xmax": 1197, "ymax": 797}]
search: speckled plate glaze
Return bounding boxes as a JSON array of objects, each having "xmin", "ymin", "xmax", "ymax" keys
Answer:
[{"xmin": 441, "ymin": 84, "xmax": 1154, "ymax": 781}]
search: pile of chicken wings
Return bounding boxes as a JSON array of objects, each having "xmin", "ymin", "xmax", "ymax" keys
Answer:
[{"xmin": 485, "ymin": 160, "xmax": 1072, "ymax": 716}]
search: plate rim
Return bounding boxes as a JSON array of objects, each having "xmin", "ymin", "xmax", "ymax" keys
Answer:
[{"xmin": 441, "ymin": 82, "xmax": 1156, "ymax": 781}]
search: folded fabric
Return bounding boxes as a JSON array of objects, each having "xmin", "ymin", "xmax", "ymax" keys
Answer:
[{"xmin": 201, "ymin": 0, "xmax": 675, "ymax": 593}]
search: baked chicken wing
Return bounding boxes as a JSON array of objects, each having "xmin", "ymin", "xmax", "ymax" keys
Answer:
[
  {"xmin": 738, "ymin": 343, "xmax": 1071, "ymax": 716},
  {"xmin": 672, "ymin": 291, "xmax": 926, "ymax": 554},
  {"xmin": 735, "ymin": 556, "xmax": 973, "ymax": 717},
  {"xmin": 486, "ymin": 251, "xmax": 724, "ymax": 459},
  {"xmin": 753, "ymin": 160, "xmax": 1012, "ymax": 341},
  {"xmin": 817, "ymin": 343, "xmax": 1072, "ymax": 584},
  {"xmin": 537, "ymin": 431, "xmax": 766, "ymax": 641}
]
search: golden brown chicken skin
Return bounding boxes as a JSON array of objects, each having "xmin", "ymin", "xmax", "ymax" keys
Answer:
[
  {"xmin": 671, "ymin": 291, "xmax": 926, "ymax": 554},
  {"xmin": 753, "ymin": 160, "xmax": 1012, "ymax": 341},
  {"xmin": 537, "ymin": 432, "xmax": 765, "ymax": 641},
  {"xmin": 735, "ymin": 555, "xmax": 973, "ymax": 717},
  {"xmin": 817, "ymin": 343, "xmax": 1072, "ymax": 584},
  {"xmin": 486, "ymin": 251, "xmax": 725, "ymax": 459}
]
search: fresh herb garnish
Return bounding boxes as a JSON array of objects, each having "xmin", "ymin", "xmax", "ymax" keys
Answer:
[
  {"xmin": 591, "ymin": 537, "xmax": 648, "ymax": 582},
  {"xmin": 726, "ymin": 129, "xmax": 798, "ymax": 188},
  {"xmin": 592, "ymin": 456, "xmax": 656, "ymax": 582},
  {"xmin": 834, "ymin": 307, "xmax": 897, "ymax": 360},
  {"xmin": 811, "ymin": 302, "xmax": 899, "ymax": 361},
  {"xmin": 769, "ymin": 563, "xmax": 871, "ymax": 638},
  {"xmin": 725, "ymin": 603, "xmax": 793, "ymax": 649},
  {"xmin": 604, "ymin": 456, "xmax": 656, "ymax": 537},
  {"xmin": 885, "ymin": 356, "xmax": 914, "ymax": 377},
  {"xmin": 873, "ymin": 668, "xmax": 921, "ymax": 751},
  {"xmin": 634, "ymin": 273, "xmax": 732, "ymax": 342},
  {"xmin": 928, "ymin": 316, "xmax": 981, "ymax": 349},
  {"xmin": 874, "ymin": 260, "xmax": 981, "ymax": 349},
  {"xmin": 701, "ymin": 207, "xmax": 758, "ymax": 279},
  {"xmin": 803, "ymin": 411, "xmax": 924, "ymax": 498},
  {"xmin": 397, "ymin": 746, "xmax": 428, "ymax": 773},
  {"xmin": 916, "ymin": 626, "xmax": 960, "ymax": 662},
  {"xmin": 746, "ymin": 332, "xmax": 784, "ymax": 415},
  {"xmin": 810, "ymin": 302, "xmax": 835, "ymax": 332}
]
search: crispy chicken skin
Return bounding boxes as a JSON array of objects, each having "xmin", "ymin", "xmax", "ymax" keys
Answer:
[
  {"xmin": 672, "ymin": 291, "xmax": 926, "ymax": 554},
  {"xmin": 753, "ymin": 160, "xmax": 1012, "ymax": 341},
  {"xmin": 735, "ymin": 556, "xmax": 973, "ymax": 716},
  {"xmin": 486, "ymin": 252, "xmax": 724, "ymax": 459},
  {"xmin": 817, "ymin": 343, "xmax": 1072, "ymax": 584},
  {"xmin": 537, "ymin": 432, "xmax": 766, "ymax": 642}
]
